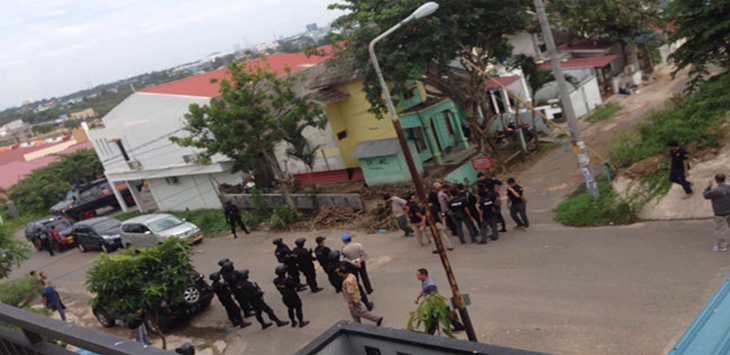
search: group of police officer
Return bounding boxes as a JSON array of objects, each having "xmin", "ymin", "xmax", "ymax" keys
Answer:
[{"xmin": 209, "ymin": 234, "xmax": 376, "ymax": 331}]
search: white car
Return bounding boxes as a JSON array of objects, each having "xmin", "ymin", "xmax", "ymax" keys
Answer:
[{"xmin": 120, "ymin": 213, "xmax": 203, "ymax": 249}]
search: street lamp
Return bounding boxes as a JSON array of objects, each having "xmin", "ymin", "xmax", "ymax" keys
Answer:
[{"xmin": 368, "ymin": 1, "xmax": 478, "ymax": 342}]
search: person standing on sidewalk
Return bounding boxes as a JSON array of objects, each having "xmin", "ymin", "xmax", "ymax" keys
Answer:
[
  {"xmin": 506, "ymin": 178, "xmax": 529, "ymax": 231},
  {"xmin": 336, "ymin": 262, "xmax": 383, "ymax": 326},
  {"xmin": 224, "ymin": 200, "xmax": 249, "ymax": 238},
  {"xmin": 384, "ymin": 194, "xmax": 414, "ymax": 237},
  {"xmin": 341, "ymin": 234, "xmax": 373, "ymax": 294},
  {"xmin": 668, "ymin": 141, "xmax": 693, "ymax": 198},
  {"xmin": 704, "ymin": 173, "xmax": 730, "ymax": 252}
]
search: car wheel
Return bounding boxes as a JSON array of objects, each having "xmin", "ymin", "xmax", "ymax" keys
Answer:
[
  {"xmin": 183, "ymin": 285, "xmax": 201, "ymax": 305},
  {"xmin": 78, "ymin": 243, "xmax": 86, "ymax": 253},
  {"xmin": 93, "ymin": 308, "xmax": 115, "ymax": 328},
  {"xmin": 101, "ymin": 244, "xmax": 109, "ymax": 253}
]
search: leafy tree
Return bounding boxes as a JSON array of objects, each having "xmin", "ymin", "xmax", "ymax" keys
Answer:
[
  {"xmin": 171, "ymin": 60, "xmax": 326, "ymax": 206},
  {"xmin": 328, "ymin": 0, "xmax": 532, "ymax": 166},
  {"xmin": 8, "ymin": 149, "xmax": 103, "ymax": 214},
  {"xmin": 663, "ymin": 0, "xmax": 730, "ymax": 91},
  {"xmin": 407, "ymin": 294, "xmax": 460, "ymax": 338},
  {"xmin": 85, "ymin": 238, "xmax": 195, "ymax": 350},
  {"xmin": 62, "ymin": 120, "xmax": 81, "ymax": 129},
  {"xmin": 548, "ymin": 0, "xmax": 661, "ymax": 67},
  {"xmin": 0, "ymin": 226, "xmax": 30, "ymax": 280},
  {"xmin": 282, "ymin": 118, "xmax": 323, "ymax": 173},
  {"xmin": 32, "ymin": 123, "xmax": 55, "ymax": 135}
]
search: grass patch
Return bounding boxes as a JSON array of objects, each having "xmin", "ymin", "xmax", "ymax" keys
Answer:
[
  {"xmin": 556, "ymin": 184, "xmax": 639, "ymax": 227},
  {"xmin": 0, "ymin": 276, "xmax": 43, "ymax": 308},
  {"xmin": 585, "ymin": 104, "xmax": 622, "ymax": 122},
  {"xmin": 609, "ymin": 72, "xmax": 730, "ymax": 169},
  {"xmin": 114, "ymin": 210, "xmax": 144, "ymax": 221}
]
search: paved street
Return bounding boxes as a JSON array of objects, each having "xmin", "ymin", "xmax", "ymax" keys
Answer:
[{"xmin": 12, "ymin": 217, "xmax": 730, "ymax": 355}]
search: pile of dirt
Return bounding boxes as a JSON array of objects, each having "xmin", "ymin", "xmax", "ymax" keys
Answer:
[
  {"xmin": 624, "ymin": 154, "xmax": 663, "ymax": 178},
  {"xmin": 359, "ymin": 202, "xmax": 398, "ymax": 234},
  {"xmin": 309, "ymin": 206, "xmax": 362, "ymax": 230}
]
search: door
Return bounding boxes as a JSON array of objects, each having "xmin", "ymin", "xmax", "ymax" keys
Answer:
[
  {"xmin": 88, "ymin": 228, "xmax": 103, "ymax": 249},
  {"xmin": 138, "ymin": 225, "xmax": 153, "ymax": 248},
  {"xmin": 74, "ymin": 226, "xmax": 90, "ymax": 249}
]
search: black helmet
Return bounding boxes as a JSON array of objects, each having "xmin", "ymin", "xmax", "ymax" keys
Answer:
[
  {"xmin": 328, "ymin": 249, "xmax": 341, "ymax": 261},
  {"xmin": 238, "ymin": 269, "xmax": 250, "ymax": 280},
  {"xmin": 218, "ymin": 258, "xmax": 230, "ymax": 267},
  {"xmin": 295, "ymin": 238, "xmax": 306, "ymax": 248},
  {"xmin": 175, "ymin": 342, "xmax": 195, "ymax": 355},
  {"xmin": 272, "ymin": 238, "xmax": 283, "ymax": 245},
  {"xmin": 275, "ymin": 265, "xmax": 287, "ymax": 276},
  {"xmin": 220, "ymin": 261, "xmax": 234, "ymax": 274},
  {"xmin": 222, "ymin": 271, "xmax": 236, "ymax": 283},
  {"xmin": 209, "ymin": 272, "xmax": 220, "ymax": 282}
]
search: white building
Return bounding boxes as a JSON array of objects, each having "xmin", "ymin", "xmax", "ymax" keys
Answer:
[{"xmin": 88, "ymin": 50, "xmax": 334, "ymax": 212}]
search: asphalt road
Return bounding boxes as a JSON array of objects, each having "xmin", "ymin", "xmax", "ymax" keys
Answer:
[{"xmin": 11, "ymin": 218, "xmax": 730, "ymax": 355}]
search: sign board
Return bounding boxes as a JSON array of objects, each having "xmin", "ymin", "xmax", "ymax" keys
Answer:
[{"xmin": 470, "ymin": 156, "xmax": 495, "ymax": 170}]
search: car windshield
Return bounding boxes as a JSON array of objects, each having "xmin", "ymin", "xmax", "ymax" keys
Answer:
[
  {"xmin": 92, "ymin": 219, "xmax": 121, "ymax": 233},
  {"xmin": 47, "ymin": 220, "xmax": 72, "ymax": 232},
  {"xmin": 147, "ymin": 216, "xmax": 185, "ymax": 233}
]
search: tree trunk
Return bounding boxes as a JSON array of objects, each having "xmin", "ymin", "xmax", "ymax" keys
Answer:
[
  {"xmin": 262, "ymin": 150, "xmax": 296, "ymax": 208},
  {"xmin": 152, "ymin": 308, "xmax": 167, "ymax": 350}
]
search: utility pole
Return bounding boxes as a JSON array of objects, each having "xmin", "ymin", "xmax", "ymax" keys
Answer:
[
  {"xmin": 369, "ymin": 2, "xmax": 478, "ymax": 342},
  {"xmin": 534, "ymin": 0, "xmax": 599, "ymax": 199}
]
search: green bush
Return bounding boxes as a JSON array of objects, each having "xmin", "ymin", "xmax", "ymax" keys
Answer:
[
  {"xmin": 609, "ymin": 72, "xmax": 730, "ymax": 168},
  {"xmin": 585, "ymin": 104, "xmax": 622, "ymax": 122},
  {"xmin": 268, "ymin": 205, "xmax": 304, "ymax": 231},
  {"xmin": 0, "ymin": 277, "xmax": 43, "ymax": 307},
  {"xmin": 250, "ymin": 188, "xmax": 270, "ymax": 219},
  {"xmin": 175, "ymin": 209, "xmax": 229, "ymax": 237},
  {"xmin": 556, "ymin": 184, "xmax": 639, "ymax": 227}
]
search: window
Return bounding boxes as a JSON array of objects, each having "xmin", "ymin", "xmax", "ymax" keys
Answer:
[
  {"xmin": 364, "ymin": 346, "xmax": 382, "ymax": 355},
  {"xmin": 405, "ymin": 127, "xmax": 427, "ymax": 153},
  {"xmin": 337, "ymin": 130, "xmax": 348, "ymax": 140},
  {"xmin": 113, "ymin": 139, "xmax": 130, "ymax": 161},
  {"xmin": 442, "ymin": 111, "xmax": 454, "ymax": 135}
]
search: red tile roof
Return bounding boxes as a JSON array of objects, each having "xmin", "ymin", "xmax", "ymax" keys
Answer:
[
  {"xmin": 558, "ymin": 40, "xmax": 615, "ymax": 52},
  {"xmin": 539, "ymin": 55, "xmax": 619, "ymax": 70},
  {"xmin": 0, "ymin": 141, "xmax": 93, "ymax": 189},
  {"xmin": 486, "ymin": 75, "xmax": 521, "ymax": 89},
  {"xmin": 139, "ymin": 46, "xmax": 334, "ymax": 98}
]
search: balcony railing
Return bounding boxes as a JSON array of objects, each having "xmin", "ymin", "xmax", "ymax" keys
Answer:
[{"xmin": 0, "ymin": 303, "xmax": 172, "ymax": 355}]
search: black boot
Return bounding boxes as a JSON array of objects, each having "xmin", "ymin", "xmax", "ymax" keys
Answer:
[
  {"xmin": 291, "ymin": 320, "xmax": 297, "ymax": 327},
  {"xmin": 240, "ymin": 321, "xmax": 252, "ymax": 328},
  {"xmin": 311, "ymin": 287, "xmax": 323, "ymax": 293},
  {"xmin": 262, "ymin": 322, "xmax": 272, "ymax": 329},
  {"xmin": 366, "ymin": 302, "xmax": 374, "ymax": 311},
  {"xmin": 299, "ymin": 320, "xmax": 310, "ymax": 328},
  {"xmin": 276, "ymin": 320, "xmax": 289, "ymax": 327}
]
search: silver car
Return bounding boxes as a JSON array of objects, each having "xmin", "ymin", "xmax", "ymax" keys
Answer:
[{"xmin": 120, "ymin": 213, "xmax": 203, "ymax": 249}]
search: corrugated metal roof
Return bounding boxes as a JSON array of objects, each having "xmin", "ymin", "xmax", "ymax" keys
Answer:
[
  {"xmin": 669, "ymin": 276, "xmax": 730, "ymax": 355},
  {"xmin": 349, "ymin": 138, "xmax": 401, "ymax": 159},
  {"xmin": 539, "ymin": 55, "xmax": 619, "ymax": 70},
  {"xmin": 486, "ymin": 75, "xmax": 521, "ymax": 89}
]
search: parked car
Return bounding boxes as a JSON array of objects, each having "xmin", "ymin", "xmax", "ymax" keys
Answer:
[
  {"xmin": 49, "ymin": 178, "xmax": 139, "ymax": 221},
  {"xmin": 24, "ymin": 217, "xmax": 75, "ymax": 251},
  {"xmin": 92, "ymin": 271, "xmax": 213, "ymax": 333},
  {"xmin": 120, "ymin": 214, "xmax": 203, "ymax": 249},
  {"xmin": 72, "ymin": 217, "xmax": 123, "ymax": 253}
]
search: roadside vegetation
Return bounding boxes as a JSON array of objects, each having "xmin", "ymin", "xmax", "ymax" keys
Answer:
[
  {"xmin": 585, "ymin": 104, "xmax": 622, "ymax": 122},
  {"xmin": 556, "ymin": 184, "xmax": 638, "ymax": 227}
]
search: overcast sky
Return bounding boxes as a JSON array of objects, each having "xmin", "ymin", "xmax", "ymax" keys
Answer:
[{"xmin": 0, "ymin": 0, "xmax": 344, "ymax": 110}]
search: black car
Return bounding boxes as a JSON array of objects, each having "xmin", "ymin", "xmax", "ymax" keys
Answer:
[
  {"xmin": 49, "ymin": 178, "xmax": 138, "ymax": 221},
  {"xmin": 92, "ymin": 271, "xmax": 213, "ymax": 333},
  {"xmin": 72, "ymin": 217, "xmax": 123, "ymax": 253},
  {"xmin": 24, "ymin": 217, "xmax": 75, "ymax": 251}
]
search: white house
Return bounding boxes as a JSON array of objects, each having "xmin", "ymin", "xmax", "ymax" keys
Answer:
[{"xmin": 88, "ymin": 50, "xmax": 334, "ymax": 212}]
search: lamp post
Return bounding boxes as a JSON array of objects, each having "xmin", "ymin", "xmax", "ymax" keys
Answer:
[
  {"xmin": 533, "ymin": 0, "xmax": 599, "ymax": 199},
  {"xmin": 368, "ymin": 2, "xmax": 478, "ymax": 342}
]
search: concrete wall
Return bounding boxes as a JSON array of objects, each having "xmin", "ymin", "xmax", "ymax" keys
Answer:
[
  {"xmin": 569, "ymin": 76, "xmax": 603, "ymax": 118},
  {"xmin": 509, "ymin": 32, "xmax": 544, "ymax": 60},
  {"xmin": 359, "ymin": 146, "xmax": 422, "ymax": 186},
  {"xmin": 225, "ymin": 193, "xmax": 365, "ymax": 212},
  {"xmin": 148, "ymin": 171, "xmax": 242, "ymax": 211},
  {"xmin": 324, "ymin": 81, "xmax": 397, "ymax": 168}
]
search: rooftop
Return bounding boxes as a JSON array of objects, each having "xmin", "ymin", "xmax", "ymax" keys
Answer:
[
  {"xmin": 557, "ymin": 39, "xmax": 616, "ymax": 52},
  {"xmin": 0, "ymin": 140, "xmax": 93, "ymax": 189},
  {"xmin": 539, "ymin": 55, "xmax": 619, "ymax": 70},
  {"xmin": 486, "ymin": 75, "xmax": 521, "ymax": 89},
  {"xmin": 139, "ymin": 46, "xmax": 334, "ymax": 98}
]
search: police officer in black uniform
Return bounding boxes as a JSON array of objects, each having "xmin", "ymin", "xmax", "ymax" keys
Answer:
[
  {"xmin": 228, "ymin": 269, "xmax": 289, "ymax": 329},
  {"xmin": 273, "ymin": 265, "xmax": 309, "ymax": 328},
  {"xmin": 219, "ymin": 261, "xmax": 254, "ymax": 318},
  {"xmin": 448, "ymin": 189, "xmax": 479, "ymax": 244},
  {"xmin": 210, "ymin": 272, "xmax": 251, "ymax": 328},
  {"xmin": 476, "ymin": 172, "xmax": 507, "ymax": 232},
  {"xmin": 224, "ymin": 200, "xmax": 249, "ymax": 238},
  {"xmin": 314, "ymin": 237, "xmax": 330, "ymax": 269},
  {"xmin": 338, "ymin": 253, "xmax": 374, "ymax": 311},
  {"xmin": 273, "ymin": 238, "xmax": 306, "ymax": 291},
  {"xmin": 324, "ymin": 249, "xmax": 343, "ymax": 293},
  {"xmin": 292, "ymin": 238, "xmax": 323, "ymax": 293},
  {"xmin": 478, "ymin": 183, "xmax": 499, "ymax": 244}
]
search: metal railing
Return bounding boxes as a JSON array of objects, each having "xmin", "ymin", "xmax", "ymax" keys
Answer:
[{"xmin": 0, "ymin": 303, "xmax": 172, "ymax": 355}]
